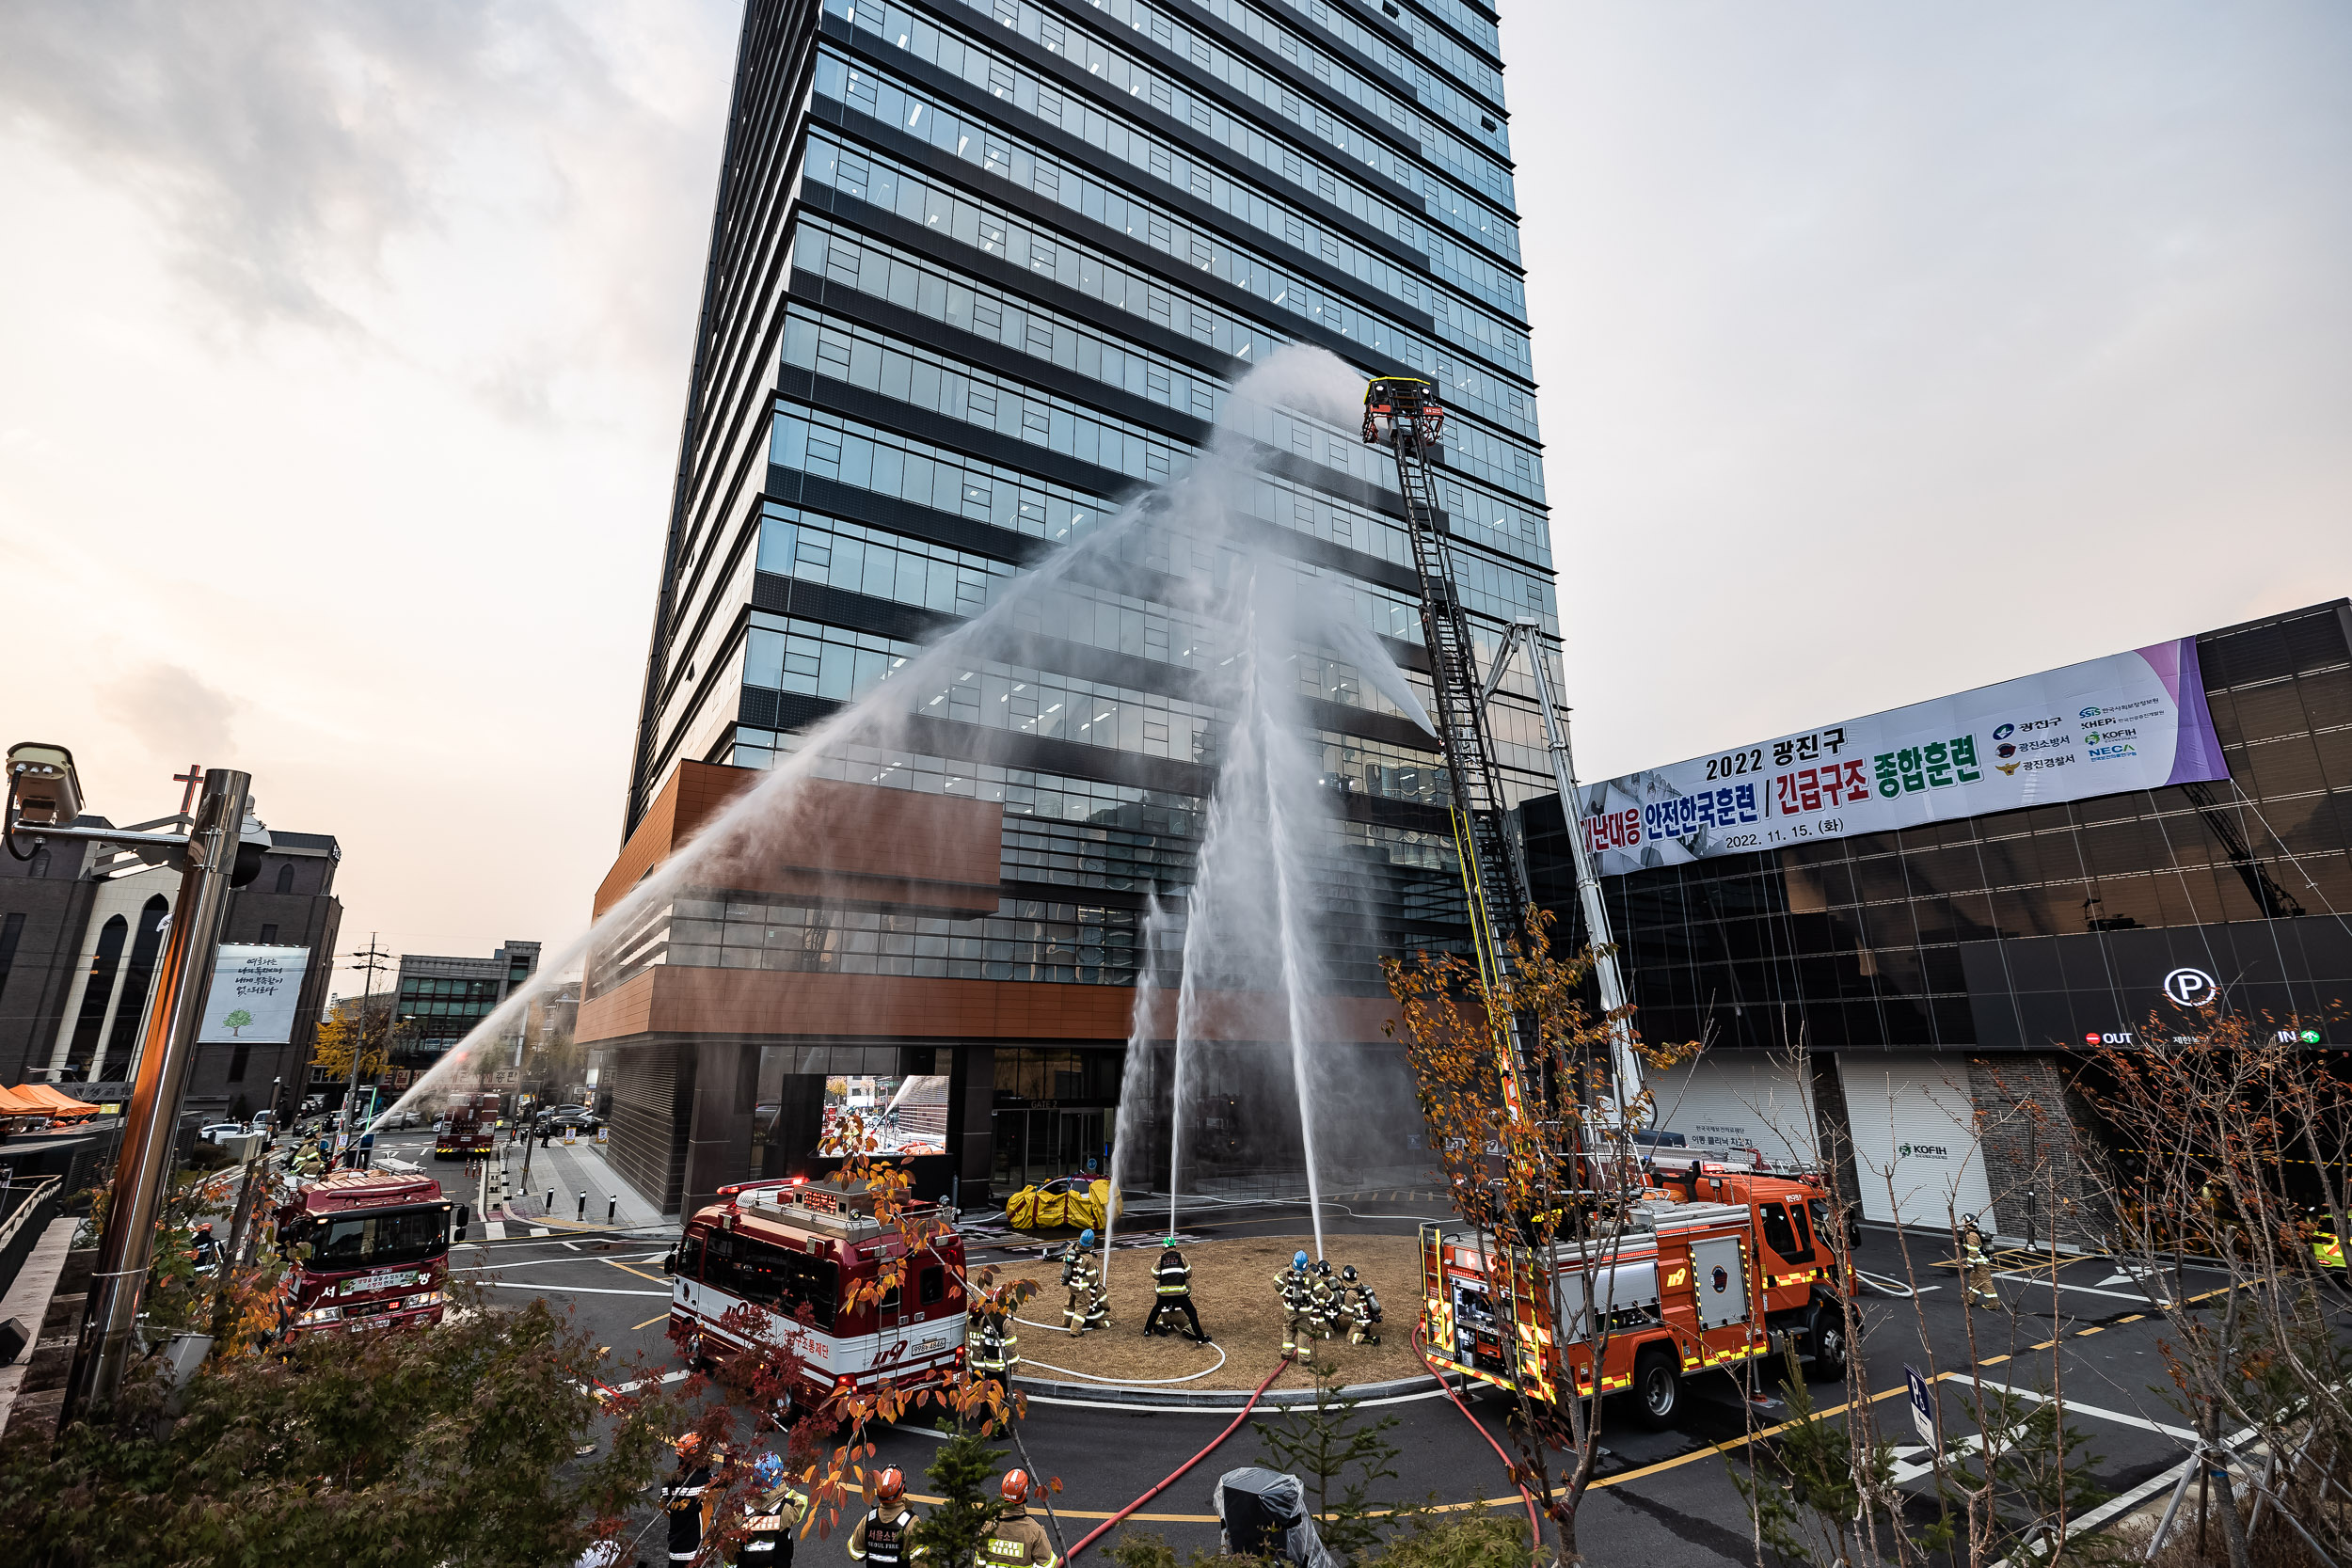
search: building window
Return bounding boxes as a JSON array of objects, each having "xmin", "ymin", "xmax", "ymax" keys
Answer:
[
  {"xmin": 0, "ymin": 911, "xmax": 23, "ymax": 1008},
  {"xmin": 101, "ymin": 895, "xmax": 171, "ymax": 1077},
  {"xmin": 275, "ymin": 862, "xmax": 295, "ymax": 894},
  {"xmin": 68, "ymin": 915, "xmax": 129, "ymax": 1074},
  {"xmin": 228, "ymin": 1044, "xmax": 250, "ymax": 1082},
  {"xmin": 260, "ymin": 923, "xmax": 278, "ymax": 944}
]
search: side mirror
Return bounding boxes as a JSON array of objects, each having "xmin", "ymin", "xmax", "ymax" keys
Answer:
[
  {"xmin": 453, "ymin": 1205, "xmax": 471, "ymax": 1238},
  {"xmin": 660, "ymin": 1246, "xmax": 677, "ymax": 1277}
]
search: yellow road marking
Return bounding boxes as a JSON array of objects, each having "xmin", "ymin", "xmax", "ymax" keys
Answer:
[
  {"xmin": 633, "ymin": 1313, "xmax": 671, "ymax": 1331},
  {"xmin": 608, "ymin": 1259, "xmax": 668, "ymax": 1284}
]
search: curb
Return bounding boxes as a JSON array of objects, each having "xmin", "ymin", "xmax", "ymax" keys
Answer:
[{"xmin": 1009, "ymin": 1365, "xmax": 1464, "ymax": 1410}]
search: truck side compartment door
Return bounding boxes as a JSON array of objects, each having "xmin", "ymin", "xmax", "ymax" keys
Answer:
[{"xmin": 1689, "ymin": 1236, "xmax": 1751, "ymax": 1331}]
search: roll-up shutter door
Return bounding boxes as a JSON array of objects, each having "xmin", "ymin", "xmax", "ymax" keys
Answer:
[
  {"xmin": 1838, "ymin": 1054, "xmax": 1995, "ymax": 1231},
  {"xmin": 1645, "ymin": 1053, "xmax": 1817, "ymax": 1172}
]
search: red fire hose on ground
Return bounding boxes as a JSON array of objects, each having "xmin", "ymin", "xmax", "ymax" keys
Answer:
[
  {"xmin": 1064, "ymin": 1356, "xmax": 1292, "ymax": 1560},
  {"xmin": 1413, "ymin": 1327, "xmax": 1544, "ymax": 1547}
]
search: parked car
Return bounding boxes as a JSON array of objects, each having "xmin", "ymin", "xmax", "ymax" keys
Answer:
[
  {"xmin": 541, "ymin": 1107, "xmax": 601, "ymax": 1133},
  {"xmin": 195, "ymin": 1121, "xmax": 249, "ymax": 1145}
]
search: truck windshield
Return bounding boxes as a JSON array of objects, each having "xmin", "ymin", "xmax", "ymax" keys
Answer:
[
  {"xmin": 310, "ymin": 1206, "xmax": 448, "ymax": 1272},
  {"xmin": 701, "ymin": 1229, "xmax": 839, "ymax": 1328}
]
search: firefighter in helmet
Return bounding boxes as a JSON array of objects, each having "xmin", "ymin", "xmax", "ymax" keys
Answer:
[
  {"xmin": 1275, "ymin": 1250, "xmax": 1314, "ymax": 1357},
  {"xmin": 848, "ymin": 1467, "xmax": 924, "ymax": 1566},
  {"xmin": 736, "ymin": 1451, "xmax": 809, "ymax": 1566},
  {"xmin": 981, "ymin": 1469, "xmax": 1058, "ymax": 1568},
  {"xmin": 1960, "ymin": 1215, "xmax": 1999, "ymax": 1309},
  {"xmin": 1341, "ymin": 1264, "xmax": 1382, "ymax": 1346},
  {"xmin": 1061, "ymin": 1229, "xmax": 1102, "ymax": 1337},
  {"xmin": 1143, "ymin": 1235, "xmax": 1209, "ymax": 1343},
  {"xmin": 1307, "ymin": 1259, "xmax": 1342, "ymax": 1340},
  {"xmin": 662, "ymin": 1432, "xmax": 716, "ymax": 1565}
]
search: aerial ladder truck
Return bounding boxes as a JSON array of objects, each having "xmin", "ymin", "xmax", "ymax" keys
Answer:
[{"xmin": 1359, "ymin": 376, "xmax": 1640, "ymax": 1132}]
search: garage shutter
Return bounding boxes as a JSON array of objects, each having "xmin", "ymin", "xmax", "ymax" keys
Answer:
[
  {"xmin": 1645, "ymin": 1053, "xmax": 1817, "ymax": 1172},
  {"xmin": 1838, "ymin": 1054, "xmax": 1995, "ymax": 1231}
]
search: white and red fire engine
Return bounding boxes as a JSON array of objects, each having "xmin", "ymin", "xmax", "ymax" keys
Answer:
[
  {"xmin": 664, "ymin": 1177, "xmax": 967, "ymax": 1408},
  {"xmin": 1420, "ymin": 1160, "xmax": 1850, "ymax": 1426}
]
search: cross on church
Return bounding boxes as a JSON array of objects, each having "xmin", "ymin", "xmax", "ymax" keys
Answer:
[{"xmin": 173, "ymin": 765, "xmax": 203, "ymax": 816}]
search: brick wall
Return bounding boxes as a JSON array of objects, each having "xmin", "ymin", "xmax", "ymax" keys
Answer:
[{"xmin": 1967, "ymin": 1053, "xmax": 2109, "ymax": 1246}]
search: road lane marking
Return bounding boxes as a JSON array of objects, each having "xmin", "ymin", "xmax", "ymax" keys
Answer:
[
  {"xmin": 632, "ymin": 1314, "xmax": 671, "ymax": 1330},
  {"xmin": 607, "ymin": 1259, "xmax": 669, "ymax": 1284},
  {"xmin": 490, "ymin": 1281, "xmax": 669, "ymax": 1297},
  {"xmin": 1963, "ymin": 1377, "xmax": 2196, "ymax": 1441}
]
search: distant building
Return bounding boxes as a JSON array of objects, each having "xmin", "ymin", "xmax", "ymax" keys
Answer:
[
  {"xmin": 0, "ymin": 814, "xmax": 342, "ymax": 1122},
  {"xmin": 385, "ymin": 941, "xmax": 542, "ymax": 1089}
]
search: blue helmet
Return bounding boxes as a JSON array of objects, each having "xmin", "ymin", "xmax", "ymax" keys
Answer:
[
  {"xmin": 754, "ymin": 1453, "xmax": 786, "ymax": 1488},
  {"xmin": 1079, "ymin": 1228, "xmax": 1096, "ymax": 1248},
  {"xmin": 1294, "ymin": 1250, "xmax": 1310, "ymax": 1270}
]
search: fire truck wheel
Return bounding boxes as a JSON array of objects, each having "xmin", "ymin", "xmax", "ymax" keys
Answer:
[
  {"xmin": 1805, "ymin": 1302, "xmax": 1850, "ymax": 1383},
  {"xmin": 1631, "ymin": 1349, "xmax": 1680, "ymax": 1429}
]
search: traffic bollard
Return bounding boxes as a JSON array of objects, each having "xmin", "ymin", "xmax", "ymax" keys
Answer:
[
  {"xmin": 608, "ymin": 1195, "xmax": 618, "ymax": 1224},
  {"xmin": 546, "ymin": 1189, "xmax": 554, "ymax": 1213},
  {"xmin": 577, "ymin": 1190, "xmax": 587, "ymax": 1222}
]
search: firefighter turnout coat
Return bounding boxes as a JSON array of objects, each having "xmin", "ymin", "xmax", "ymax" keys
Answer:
[{"xmin": 981, "ymin": 1507, "xmax": 1059, "ymax": 1568}]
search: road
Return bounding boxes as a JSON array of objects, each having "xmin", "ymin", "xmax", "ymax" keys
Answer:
[{"xmin": 368, "ymin": 1137, "xmax": 2267, "ymax": 1567}]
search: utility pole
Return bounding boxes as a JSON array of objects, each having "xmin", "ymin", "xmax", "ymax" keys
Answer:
[
  {"xmin": 342, "ymin": 936, "xmax": 393, "ymax": 1166},
  {"xmin": 59, "ymin": 768, "xmax": 250, "ymax": 1420}
]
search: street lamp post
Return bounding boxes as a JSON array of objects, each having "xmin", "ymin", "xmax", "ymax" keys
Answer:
[{"xmin": 56, "ymin": 768, "xmax": 251, "ymax": 1419}]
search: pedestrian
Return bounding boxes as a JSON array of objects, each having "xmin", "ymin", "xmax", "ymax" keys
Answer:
[
  {"xmin": 1143, "ymin": 1236, "xmax": 1210, "ymax": 1343},
  {"xmin": 662, "ymin": 1433, "xmax": 715, "ymax": 1566},
  {"xmin": 978, "ymin": 1470, "xmax": 1058, "ymax": 1568},
  {"xmin": 847, "ymin": 1466, "xmax": 923, "ymax": 1566},
  {"xmin": 736, "ymin": 1452, "xmax": 808, "ymax": 1566},
  {"xmin": 1275, "ymin": 1251, "xmax": 1313, "ymax": 1358}
]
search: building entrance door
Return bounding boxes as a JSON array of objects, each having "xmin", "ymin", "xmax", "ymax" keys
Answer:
[{"xmin": 990, "ymin": 1108, "xmax": 1110, "ymax": 1192}]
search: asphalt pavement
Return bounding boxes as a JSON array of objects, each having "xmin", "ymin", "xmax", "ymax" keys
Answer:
[{"xmin": 362, "ymin": 1141, "xmax": 2309, "ymax": 1568}]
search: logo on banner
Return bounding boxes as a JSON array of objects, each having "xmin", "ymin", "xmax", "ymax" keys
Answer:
[
  {"xmin": 2163, "ymin": 967, "xmax": 2221, "ymax": 1008},
  {"xmin": 1993, "ymin": 723, "xmax": 2015, "ymax": 740}
]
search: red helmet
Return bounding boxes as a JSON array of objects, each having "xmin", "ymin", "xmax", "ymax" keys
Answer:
[
  {"xmin": 1001, "ymin": 1469, "xmax": 1031, "ymax": 1504},
  {"xmin": 875, "ymin": 1466, "xmax": 906, "ymax": 1505},
  {"xmin": 675, "ymin": 1432, "xmax": 704, "ymax": 1458}
]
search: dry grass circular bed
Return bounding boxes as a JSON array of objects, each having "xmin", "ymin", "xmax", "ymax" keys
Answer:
[{"xmin": 1006, "ymin": 1233, "xmax": 1426, "ymax": 1392}]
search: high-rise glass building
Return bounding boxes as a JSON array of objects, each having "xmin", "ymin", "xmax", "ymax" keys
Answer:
[{"xmin": 587, "ymin": 0, "xmax": 1554, "ymax": 1218}]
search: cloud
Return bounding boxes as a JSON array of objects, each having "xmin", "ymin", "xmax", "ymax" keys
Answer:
[{"xmin": 98, "ymin": 663, "xmax": 244, "ymax": 763}]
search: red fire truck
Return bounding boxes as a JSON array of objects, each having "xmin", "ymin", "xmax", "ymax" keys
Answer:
[
  {"xmin": 1419, "ymin": 1161, "xmax": 1849, "ymax": 1426},
  {"xmin": 435, "ymin": 1092, "xmax": 501, "ymax": 1160},
  {"xmin": 664, "ymin": 1177, "xmax": 968, "ymax": 1408},
  {"xmin": 275, "ymin": 1168, "xmax": 459, "ymax": 1338}
]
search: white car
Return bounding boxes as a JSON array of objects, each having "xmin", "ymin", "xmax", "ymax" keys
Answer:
[{"xmin": 196, "ymin": 1121, "xmax": 249, "ymax": 1144}]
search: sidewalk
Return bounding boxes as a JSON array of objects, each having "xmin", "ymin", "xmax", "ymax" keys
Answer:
[{"xmin": 491, "ymin": 1135, "xmax": 674, "ymax": 1238}]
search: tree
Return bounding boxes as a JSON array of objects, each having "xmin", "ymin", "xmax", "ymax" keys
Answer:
[
  {"xmin": 310, "ymin": 995, "xmax": 392, "ymax": 1085},
  {"xmin": 220, "ymin": 1008, "xmax": 252, "ymax": 1036},
  {"xmin": 910, "ymin": 1432, "xmax": 1009, "ymax": 1568},
  {"xmin": 0, "ymin": 1284, "xmax": 678, "ymax": 1567},
  {"xmin": 2075, "ymin": 1007, "xmax": 2352, "ymax": 1568},
  {"xmin": 1384, "ymin": 911, "xmax": 1697, "ymax": 1568},
  {"xmin": 1252, "ymin": 1357, "xmax": 1403, "ymax": 1562}
]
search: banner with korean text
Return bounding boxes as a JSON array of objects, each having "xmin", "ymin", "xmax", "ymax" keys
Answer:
[
  {"xmin": 197, "ymin": 945, "xmax": 311, "ymax": 1043},
  {"xmin": 1577, "ymin": 637, "xmax": 2230, "ymax": 874}
]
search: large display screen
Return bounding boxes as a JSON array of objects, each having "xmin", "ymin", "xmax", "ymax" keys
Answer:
[{"xmin": 1576, "ymin": 636, "xmax": 2230, "ymax": 873}]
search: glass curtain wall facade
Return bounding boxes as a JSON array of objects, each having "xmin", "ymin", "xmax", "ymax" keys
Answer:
[
  {"xmin": 612, "ymin": 0, "xmax": 1552, "ymax": 1210},
  {"xmin": 1525, "ymin": 601, "xmax": 2352, "ymax": 1054}
]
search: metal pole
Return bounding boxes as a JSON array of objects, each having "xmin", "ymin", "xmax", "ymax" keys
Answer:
[
  {"xmin": 61, "ymin": 768, "xmax": 248, "ymax": 1421},
  {"xmin": 1506, "ymin": 617, "xmax": 1643, "ymax": 1121},
  {"xmin": 342, "ymin": 936, "xmax": 389, "ymax": 1165}
]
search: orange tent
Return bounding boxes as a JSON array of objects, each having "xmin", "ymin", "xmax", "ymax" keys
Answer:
[
  {"xmin": 11, "ymin": 1084, "xmax": 101, "ymax": 1121},
  {"xmin": 0, "ymin": 1084, "xmax": 51, "ymax": 1119}
]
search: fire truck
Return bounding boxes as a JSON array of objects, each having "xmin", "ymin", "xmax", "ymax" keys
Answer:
[
  {"xmin": 1420, "ymin": 1161, "xmax": 1850, "ymax": 1427},
  {"xmin": 435, "ymin": 1091, "xmax": 501, "ymax": 1160},
  {"xmin": 664, "ymin": 1177, "xmax": 968, "ymax": 1409},
  {"xmin": 275, "ymin": 1168, "xmax": 459, "ymax": 1337}
]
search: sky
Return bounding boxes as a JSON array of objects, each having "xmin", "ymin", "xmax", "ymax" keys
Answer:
[{"xmin": 1, "ymin": 2, "xmax": 2346, "ymax": 1000}]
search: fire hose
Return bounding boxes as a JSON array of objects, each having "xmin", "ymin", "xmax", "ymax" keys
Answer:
[
  {"xmin": 1411, "ymin": 1326, "xmax": 1544, "ymax": 1547},
  {"xmin": 1064, "ymin": 1356, "xmax": 1291, "ymax": 1560}
]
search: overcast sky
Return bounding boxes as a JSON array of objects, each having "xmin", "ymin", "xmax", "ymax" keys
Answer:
[{"xmin": 2, "ymin": 2, "xmax": 2345, "ymax": 999}]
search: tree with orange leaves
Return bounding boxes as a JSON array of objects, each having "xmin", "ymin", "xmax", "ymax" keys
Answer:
[{"xmin": 1384, "ymin": 912, "xmax": 1695, "ymax": 1568}]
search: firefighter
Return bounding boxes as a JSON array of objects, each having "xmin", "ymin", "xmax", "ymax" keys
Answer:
[
  {"xmin": 1960, "ymin": 1215, "xmax": 2000, "ymax": 1308},
  {"xmin": 663, "ymin": 1433, "xmax": 716, "ymax": 1565},
  {"xmin": 980, "ymin": 1469, "xmax": 1058, "ymax": 1568},
  {"xmin": 1275, "ymin": 1250, "xmax": 1313, "ymax": 1357},
  {"xmin": 736, "ymin": 1452, "xmax": 808, "ymax": 1566},
  {"xmin": 1061, "ymin": 1229, "xmax": 1101, "ymax": 1337},
  {"xmin": 1143, "ymin": 1235, "xmax": 1209, "ymax": 1342},
  {"xmin": 848, "ymin": 1466, "xmax": 923, "ymax": 1566},
  {"xmin": 189, "ymin": 1222, "xmax": 221, "ymax": 1273},
  {"xmin": 1341, "ymin": 1264, "xmax": 1381, "ymax": 1346},
  {"xmin": 1307, "ymin": 1259, "xmax": 1341, "ymax": 1339}
]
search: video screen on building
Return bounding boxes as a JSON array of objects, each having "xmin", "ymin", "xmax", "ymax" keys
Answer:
[{"xmin": 817, "ymin": 1073, "xmax": 948, "ymax": 1157}]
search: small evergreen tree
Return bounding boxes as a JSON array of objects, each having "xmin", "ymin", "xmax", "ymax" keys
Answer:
[
  {"xmin": 910, "ymin": 1432, "xmax": 1008, "ymax": 1568},
  {"xmin": 1252, "ymin": 1357, "xmax": 1403, "ymax": 1562}
]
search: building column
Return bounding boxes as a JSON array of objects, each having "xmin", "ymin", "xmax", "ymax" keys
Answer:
[
  {"xmin": 1967, "ymin": 1054, "xmax": 2107, "ymax": 1247},
  {"xmin": 681, "ymin": 1039, "xmax": 757, "ymax": 1219},
  {"xmin": 952, "ymin": 1045, "xmax": 994, "ymax": 1205}
]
